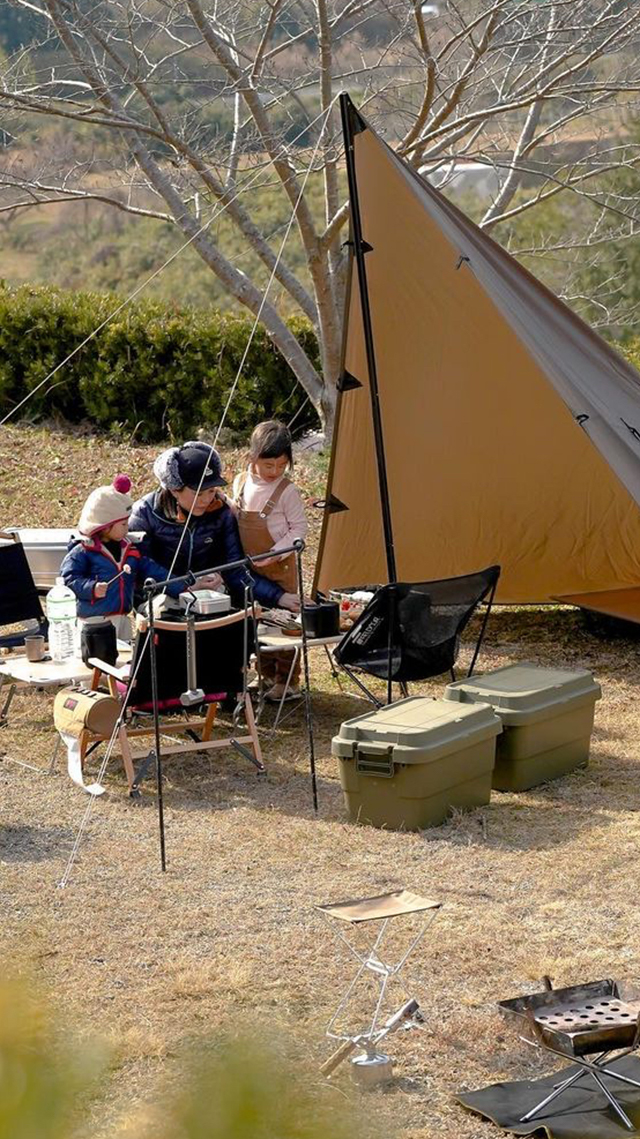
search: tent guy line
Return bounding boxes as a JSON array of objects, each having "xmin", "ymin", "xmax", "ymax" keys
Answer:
[
  {"xmin": 55, "ymin": 100, "xmax": 337, "ymax": 891},
  {"xmin": 161, "ymin": 99, "xmax": 336, "ymax": 588}
]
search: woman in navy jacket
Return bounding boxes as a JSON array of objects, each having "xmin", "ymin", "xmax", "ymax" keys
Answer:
[{"xmin": 128, "ymin": 442, "xmax": 299, "ymax": 611}]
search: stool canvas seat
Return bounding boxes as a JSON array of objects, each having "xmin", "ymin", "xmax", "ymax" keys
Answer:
[{"xmin": 318, "ymin": 889, "xmax": 440, "ymax": 924}]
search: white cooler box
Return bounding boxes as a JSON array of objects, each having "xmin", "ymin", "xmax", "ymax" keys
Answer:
[{"xmin": 3, "ymin": 528, "xmax": 75, "ymax": 589}]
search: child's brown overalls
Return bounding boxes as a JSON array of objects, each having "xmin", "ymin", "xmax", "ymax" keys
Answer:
[{"xmin": 235, "ymin": 473, "xmax": 300, "ymax": 686}]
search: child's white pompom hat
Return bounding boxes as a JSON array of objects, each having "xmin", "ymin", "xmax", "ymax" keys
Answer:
[{"xmin": 78, "ymin": 474, "xmax": 133, "ymax": 537}]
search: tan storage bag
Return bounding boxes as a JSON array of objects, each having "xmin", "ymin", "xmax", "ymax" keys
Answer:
[{"xmin": 53, "ymin": 686, "xmax": 120, "ymax": 739}]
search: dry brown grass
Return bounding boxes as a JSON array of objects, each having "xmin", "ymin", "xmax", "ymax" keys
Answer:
[{"xmin": 2, "ymin": 423, "xmax": 640, "ymax": 1138}]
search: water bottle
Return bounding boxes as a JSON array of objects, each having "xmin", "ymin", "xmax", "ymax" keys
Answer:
[{"xmin": 46, "ymin": 577, "xmax": 77, "ymax": 663}]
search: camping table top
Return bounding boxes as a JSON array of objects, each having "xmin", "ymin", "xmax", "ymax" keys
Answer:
[
  {"xmin": 0, "ymin": 654, "xmax": 94, "ymax": 687},
  {"xmin": 553, "ymin": 587, "xmax": 640, "ymax": 625},
  {"xmin": 0, "ymin": 644, "xmax": 132, "ymax": 687},
  {"xmin": 257, "ymin": 626, "xmax": 343, "ymax": 651}
]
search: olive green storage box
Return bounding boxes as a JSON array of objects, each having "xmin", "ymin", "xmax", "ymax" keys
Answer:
[
  {"xmin": 444, "ymin": 663, "xmax": 601, "ymax": 791},
  {"xmin": 331, "ymin": 696, "xmax": 501, "ymax": 831}
]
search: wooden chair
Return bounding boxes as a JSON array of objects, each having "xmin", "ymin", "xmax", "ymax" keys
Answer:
[{"xmin": 85, "ymin": 608, "xmax": 264, "ymax": 796}]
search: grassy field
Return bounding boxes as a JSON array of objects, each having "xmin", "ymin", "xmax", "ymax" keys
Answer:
[{"xmin": 2, "ymin": 423, "xmax": 640, "ymax": 1137}]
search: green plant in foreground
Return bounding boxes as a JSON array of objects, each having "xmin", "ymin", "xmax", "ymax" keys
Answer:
[
  {"xmin": 0, "ymin": 982, "xmax": 368, "ymax": 1139},
  {"xmin": 0, "ymin": 981, "xmax": 105, "ymax": 1139},
  {"xmin": 155, "ymin": 1043, "xmax": 359, "ymax": 1139}
]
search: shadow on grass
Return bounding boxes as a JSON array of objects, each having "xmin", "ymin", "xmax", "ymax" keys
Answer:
[
  {"xmin": 0, "ymin": 822, "xmax": 73, "ymax": 863},
  {"xmin": 417, "ymin": 748, "xmax": 638, "ymax": 853},
  {"xmin": 157, "ymin": 761, "xmax": 341, "ymax": 819},
  {"xmin": 300, "ymin": 610, "xmax": 640, "ymax": 700},
  {"xmin": 81, "ymin": 739, "xmax": 344, "ymax": 822},
  {"xmin": 76, "ymin": 686, "xmax": 364, "ymax": 820},
  {"xmin": 83, "ymin": 725, "xmax": 639, "ymax": 844},
  {"xmin": 481, "ymin": 608, "xmax": 640, "ymax": 678},
  {"xmin": 418, "ymin": 798, "xmax": 600, "ymax": 853},
  {"xmin": 78, "ymin": 629, "xmax": 640, "ymax": 840}
]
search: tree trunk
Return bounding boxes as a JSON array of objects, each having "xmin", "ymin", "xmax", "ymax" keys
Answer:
[{"xmin": 320, "ymin": 385, "xmax": 336, "ymax": 443}]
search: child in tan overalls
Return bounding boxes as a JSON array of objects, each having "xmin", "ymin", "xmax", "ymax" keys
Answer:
[{"xmin": 232, "ymin": 421, "xmax": 307, "ymax": 701}]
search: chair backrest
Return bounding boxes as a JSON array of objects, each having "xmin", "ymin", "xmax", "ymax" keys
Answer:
[
  {"xmin": 334, "ymin": 567, "xmax": 500, "ymax": 682},
  {"xmin": 0, "ymin": 537, "xmax": 43, "ymax": 628},
  {"xmin": 125, "ymin": 610, "xmax": 253, "ymax": 706}
]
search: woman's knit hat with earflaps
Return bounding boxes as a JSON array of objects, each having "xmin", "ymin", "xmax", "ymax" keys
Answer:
[{"xmin": 153, "ymin": 441, "xmax": 227, "ymax": 491}]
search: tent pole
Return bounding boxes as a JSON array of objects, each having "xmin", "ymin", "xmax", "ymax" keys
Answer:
[
  {"xmin": 340, "ymin": 93, "xmax": 397, "ymax": 584},
  {"xmin": 144, "ymin": 583, "xmax": 167, "ymax": 872}
]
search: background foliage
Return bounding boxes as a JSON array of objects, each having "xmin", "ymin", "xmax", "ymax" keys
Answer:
[
  {"xmin": 0, "ymin": 283, "xmax": 321, "ymax": 441},
  {"xmin": 2, "ymin": 280, "xmax": 640, "ymax": 443}
]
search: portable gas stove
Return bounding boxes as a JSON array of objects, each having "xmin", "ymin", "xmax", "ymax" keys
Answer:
[{"xmin": 500, "ymin": 979, "xmax": 640, "ymax": 1130}]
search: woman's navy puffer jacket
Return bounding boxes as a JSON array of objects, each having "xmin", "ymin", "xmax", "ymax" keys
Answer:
[{"xmin": 128, "ymin": 491, "xmax": 284, "ymax": 608}]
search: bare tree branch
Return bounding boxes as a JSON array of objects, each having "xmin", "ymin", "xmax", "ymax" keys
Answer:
[{"xmin": 2, "ymin": 0, "xmax": 640, "ymax": 429}]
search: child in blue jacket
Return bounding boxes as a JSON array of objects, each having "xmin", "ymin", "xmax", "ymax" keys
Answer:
[{"xmin": 61, "ymin": 474, "xmax": 180, "ymax": 641}]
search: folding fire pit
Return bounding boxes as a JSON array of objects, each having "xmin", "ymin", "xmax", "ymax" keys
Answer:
[{"xmin": 499, "ymin": 980, "xmax": 640, "ymax": 1131}]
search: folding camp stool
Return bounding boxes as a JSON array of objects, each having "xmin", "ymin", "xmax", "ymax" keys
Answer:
[
  {"xmin": 317, "ymin": 889, "xmax": 441, "ymax": 1080},
  {"xmin": 499, "ymin": 979, "xmax": 640, "ymax": 1131}
]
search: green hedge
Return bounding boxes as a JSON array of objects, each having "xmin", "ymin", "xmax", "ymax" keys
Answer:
[{"xmin": 0, "ymin": 283, "xmax": 321, "ymax": 441}]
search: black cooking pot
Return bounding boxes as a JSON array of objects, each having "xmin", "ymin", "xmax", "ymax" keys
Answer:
[
  {"xmin": 302, "ymin": 600, "xmax": 340, "ymax": 638},
  {"xmin": 80, "ymin": 619, "xmax": 118, "ymax": 667}
]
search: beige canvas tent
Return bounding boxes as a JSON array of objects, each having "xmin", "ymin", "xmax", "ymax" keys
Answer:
[{"xmin": 314, "ymin": 97, "xmax": 640, "ymax": 604}]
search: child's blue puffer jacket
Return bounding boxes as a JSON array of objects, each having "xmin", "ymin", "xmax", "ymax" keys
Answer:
[{"xmin": 61, "ymin": 538, "xmax": 181, "ymax": 618}]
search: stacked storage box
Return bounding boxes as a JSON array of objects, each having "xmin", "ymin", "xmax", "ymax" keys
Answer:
[
  {"xmin": 332, "ymin": 696, "xmax": 501, "ymax": 830},
  {"xmin": 445, "ymin": 663, "xmax": 601, "ymax": 791}
]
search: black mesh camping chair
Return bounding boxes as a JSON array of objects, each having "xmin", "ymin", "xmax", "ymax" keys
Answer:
[
  {"xmin": 333, "ymin": 566, "xmax": 501, "ymax": 706},
  {"xmin": 0, "ymin": 532, "xmax": 46, "ymax": 649}
]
